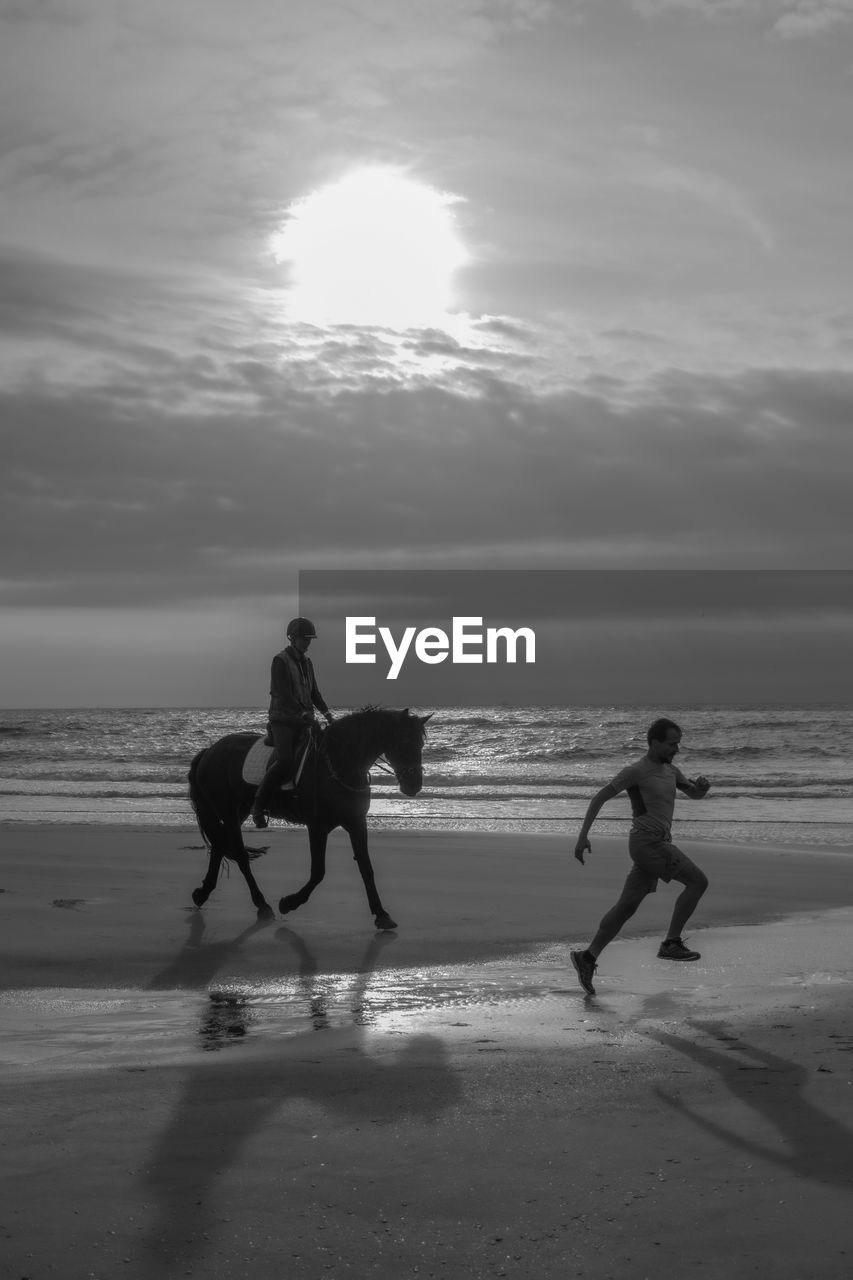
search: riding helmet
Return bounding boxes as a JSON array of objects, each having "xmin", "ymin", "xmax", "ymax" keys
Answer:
[{"xmin": 287, "ymin": 617, "xmax": 318, "ymax": 640}]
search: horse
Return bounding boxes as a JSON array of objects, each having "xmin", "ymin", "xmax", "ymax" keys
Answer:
[{"xmin": 187, "ymin": 707, "xmax": 431, "ymax": 929}]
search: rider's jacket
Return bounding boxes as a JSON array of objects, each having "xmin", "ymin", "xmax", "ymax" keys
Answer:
[{"xmin": 268, "ymin": 645, "xmax": 329, "ymax": 728}]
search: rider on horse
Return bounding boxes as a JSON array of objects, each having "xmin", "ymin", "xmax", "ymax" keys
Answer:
[{"xmin": 251, "ymin": 617, "xmax": 334, "ymax": 828}]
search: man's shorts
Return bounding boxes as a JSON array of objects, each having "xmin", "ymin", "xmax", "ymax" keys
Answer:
[{"xmin": 621, "ymin": 829, "xmax": 704, "ymax": 896}]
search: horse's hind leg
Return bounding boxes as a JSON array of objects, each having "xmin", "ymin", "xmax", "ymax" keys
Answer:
[
  {"xmin": 279, "ymin": 825, "xmax": 328, "ymax": 916},
  {"xmin": 188, "ymin": 746, "xmax": 243, "ymax": 911},
  {"xmin": 192, "ymin": 848, "xmax": 224, "ymax": 908},
  {"xmin": 192, "ymin": 825, "xmax": 273, "ymax": 922},
  {"xmin": 231, "ymin": 838, "xmax": 275, "ymax": 922}
]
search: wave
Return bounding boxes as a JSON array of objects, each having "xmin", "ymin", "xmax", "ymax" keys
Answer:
[
  {"xmin": 3, "ymin": 705, "xmax": 850, "ymax": 841},
  {"xmin": 0, "ymin": 723, "xmax": 52, "ymax": 739},
  {"xmin": 516, "ymin": 747, "xmax": 639, "ymax": 763},
  {"xmin": 0, "ymin": 785, "xmax": 187, "ymax": 799},
  {"xmin": 696, "ymin": 745, "xmax": 842, "ymax": 759},
  {"xmin": 0, "ymin": 761, "xmax": 188, "ymax": 777},
  {"xmin": 696, "ymin": 777, "xmax": 853, "ymax": 792}
]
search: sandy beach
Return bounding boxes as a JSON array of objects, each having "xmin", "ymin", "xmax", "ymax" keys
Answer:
[{"xmin": 3, "ymin": 823, "xmax": 853, "ymax": 1279}]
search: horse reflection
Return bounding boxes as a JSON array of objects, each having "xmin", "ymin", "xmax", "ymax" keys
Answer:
[
  {"xmin": 199, "ymin": 992, "xmax": 253, "ymax": 1049},
  {"xmin": 194, "ymin": 928, "xmax": 399, "ymax": 1049},
  {"xmin": 277, "ymin": 925, "xmax": 399, "ymax": 1031}
]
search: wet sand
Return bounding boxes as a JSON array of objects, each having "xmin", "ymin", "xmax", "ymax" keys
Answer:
[
  {"xmin": 4, "ymin": 824, "xmax": 853, "ymax": 985},
  {"xmin": 2, "ymin": 824, "xmax": 853, "ymax": 1278}
]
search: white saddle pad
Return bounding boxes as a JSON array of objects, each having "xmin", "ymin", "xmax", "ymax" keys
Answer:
[
  {"xmin": 242, "ymin": 738, "xmax": 273, "ymax": 786},
  {"xmin": 241, "ymin": 736, "xmax": 308, "ymax": 788}
]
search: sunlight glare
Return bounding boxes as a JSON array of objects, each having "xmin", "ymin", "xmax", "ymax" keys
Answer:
[{"xmin": 272, "ymin": 169, "xmax": 467, "ymax": 329}]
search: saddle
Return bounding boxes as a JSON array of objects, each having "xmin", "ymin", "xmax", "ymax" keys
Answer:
[{"xmin": 241, "ymin": 728, "xmax": 314, "ymax": 789}]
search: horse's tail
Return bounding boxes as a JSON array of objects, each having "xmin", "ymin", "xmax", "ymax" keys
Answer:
[{"xmin": 187, "ymin": 747, "xmax": 224, "ymax": 850}]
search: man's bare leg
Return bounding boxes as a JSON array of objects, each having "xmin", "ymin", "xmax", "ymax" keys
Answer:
[
  {"xmin": 588, "ymin": 888, "xmax": 648, "ymax": 958},
  {"xmin": 658, "ymin": 865, "xmax": 709, "ymax": 960},
  {"xmin": 664, "ymin": 875, "xmax": 708, "ymax": 943},
  {"xmin": 570, "ymin": 889, "xmax": 648, "ymax": 995}
]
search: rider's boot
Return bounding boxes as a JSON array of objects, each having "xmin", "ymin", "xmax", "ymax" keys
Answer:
[
  {"xmin": 251, "ymin": 765, "xmax": 278, "ymax": 828},
  {"xmin": 250, "ymin": 758, "xmax": 293, "ymax": 828}
]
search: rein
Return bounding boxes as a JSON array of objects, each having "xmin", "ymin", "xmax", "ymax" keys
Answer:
[
  {"xmin": 317, "ymin": 722, "xmax": 411, "ymax": 793},
  {"xmin": 317, "ymin": 730, "xmax": 371, "ymax": 793}
]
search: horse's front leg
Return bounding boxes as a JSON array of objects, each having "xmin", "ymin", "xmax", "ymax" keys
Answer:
[
  {"xmin": 279, "ymin": 824, "xmax": 328, "ymax": 916},
  {"xmin": 346, "ymin": 819, "xmax": 397, "ymax": 931}
]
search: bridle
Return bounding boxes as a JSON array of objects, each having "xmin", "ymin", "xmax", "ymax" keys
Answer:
[{"xmin": 389, "ymin": 761, "xmax": 421, "ymax": 784}]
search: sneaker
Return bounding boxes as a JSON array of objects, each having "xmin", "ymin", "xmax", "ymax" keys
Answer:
[
  {"xmin": 570, "ymin": 949, "xmax": 597, "ymax": 995},
  {"xmin": 657, "ymin": 937, "xmax": 700, "ymax": 961},
  {"xmin": 251, "ymin": 809, "xmax": 269, "ymax": 829}
]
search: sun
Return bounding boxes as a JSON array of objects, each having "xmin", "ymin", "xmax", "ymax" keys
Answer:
[{"xmin": 271, "ymin": 168, "xmax": 467, "ymax": 329}]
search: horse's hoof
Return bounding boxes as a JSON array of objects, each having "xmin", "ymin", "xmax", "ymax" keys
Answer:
[
  {"xmin": 375, "ymin": 913, "xmax": 397, "ymax": 931},
  {"xmin": 257, "ymin": 904, "xmax": 275, "ymax": 922},
  {"xmin": 191, "ymin": 888, "xmax": 205, "ymax": 907},
  {"xmin": 279, "ymin": 895, "xmax": 297, "ymax": 915}
]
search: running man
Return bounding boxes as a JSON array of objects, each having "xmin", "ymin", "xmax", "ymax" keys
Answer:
[{"xmin": 570, "ymin": 717, "xmax": 711, "ymax": 996}]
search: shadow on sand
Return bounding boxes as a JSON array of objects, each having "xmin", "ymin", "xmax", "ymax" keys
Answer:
[
  {"xmin": 140, "ymin": 927, "xmax": 461, "ymax": 1271},
  {"xmin": 144, "ymin": 907, "xmax": 273, "ymax": 992},
  {"xmin": 645, "ymin": 1017, "xmax": 853, "ymax": 1189}
]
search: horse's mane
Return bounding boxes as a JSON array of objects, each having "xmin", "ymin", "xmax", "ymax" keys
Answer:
[{"xmin": 324, "ymin": 705, "xmax": 425, "ymax": 752}]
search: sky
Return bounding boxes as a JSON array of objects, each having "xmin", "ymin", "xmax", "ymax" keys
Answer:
[{"xmin": 2, "ymin": 0, "xmax": 852, "ymax": 707}]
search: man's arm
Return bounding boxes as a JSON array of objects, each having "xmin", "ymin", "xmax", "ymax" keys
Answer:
[
  {"xmin": 574, "ymin": 783, "xmax": 618, "ymax": 864},
  {"xmin": 675, "ymin": 767, "xmax": 711, "ymax": 799},
  {"xmin": 311, "ymin": 687, "xmax": 330, "ymax": 715}
]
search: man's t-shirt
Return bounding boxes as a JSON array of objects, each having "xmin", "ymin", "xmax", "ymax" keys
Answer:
[{"xmin": 609, "ymin": 756, "xmax": 689, "ymax": 835}]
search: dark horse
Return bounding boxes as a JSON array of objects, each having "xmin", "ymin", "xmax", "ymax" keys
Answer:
[{"xmin": 187, "ymin": 707, "xmax": 431, "ymax": 929}]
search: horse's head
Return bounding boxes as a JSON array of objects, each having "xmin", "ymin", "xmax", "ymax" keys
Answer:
[{"xmin": 384, "ymin": 709, "xmax": 432, "ymax": 797}]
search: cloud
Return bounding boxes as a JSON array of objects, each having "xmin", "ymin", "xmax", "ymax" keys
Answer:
[
  {"xmin": 629, "ymin": 162, "xmax": 775, "ymax": 252},
  {"xmin": 0, "ymin": 0, "xmax": 557, "ymax": 247},
  {"xmin": 2, "ymin": 0, "xmax": 849, "ymax": 406},
  {"xmin": 631, "ymin": 0, "xmax": 751, "ymax": 16},
  {"xmin": 3, "ymin": 363, "xmax": 852, "ymax": 622},
  {"xmin": 771, "ymin": 0, "xmax": 853, "ymax": 37},
  {"xmin": 629, "ymin": 0, "xmax": 853, "ymax": 37}
]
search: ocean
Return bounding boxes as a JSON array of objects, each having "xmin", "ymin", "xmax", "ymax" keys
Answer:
[{"xmin": 0, "ymin": 705, "xmax": 850, "ymax": 849}]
